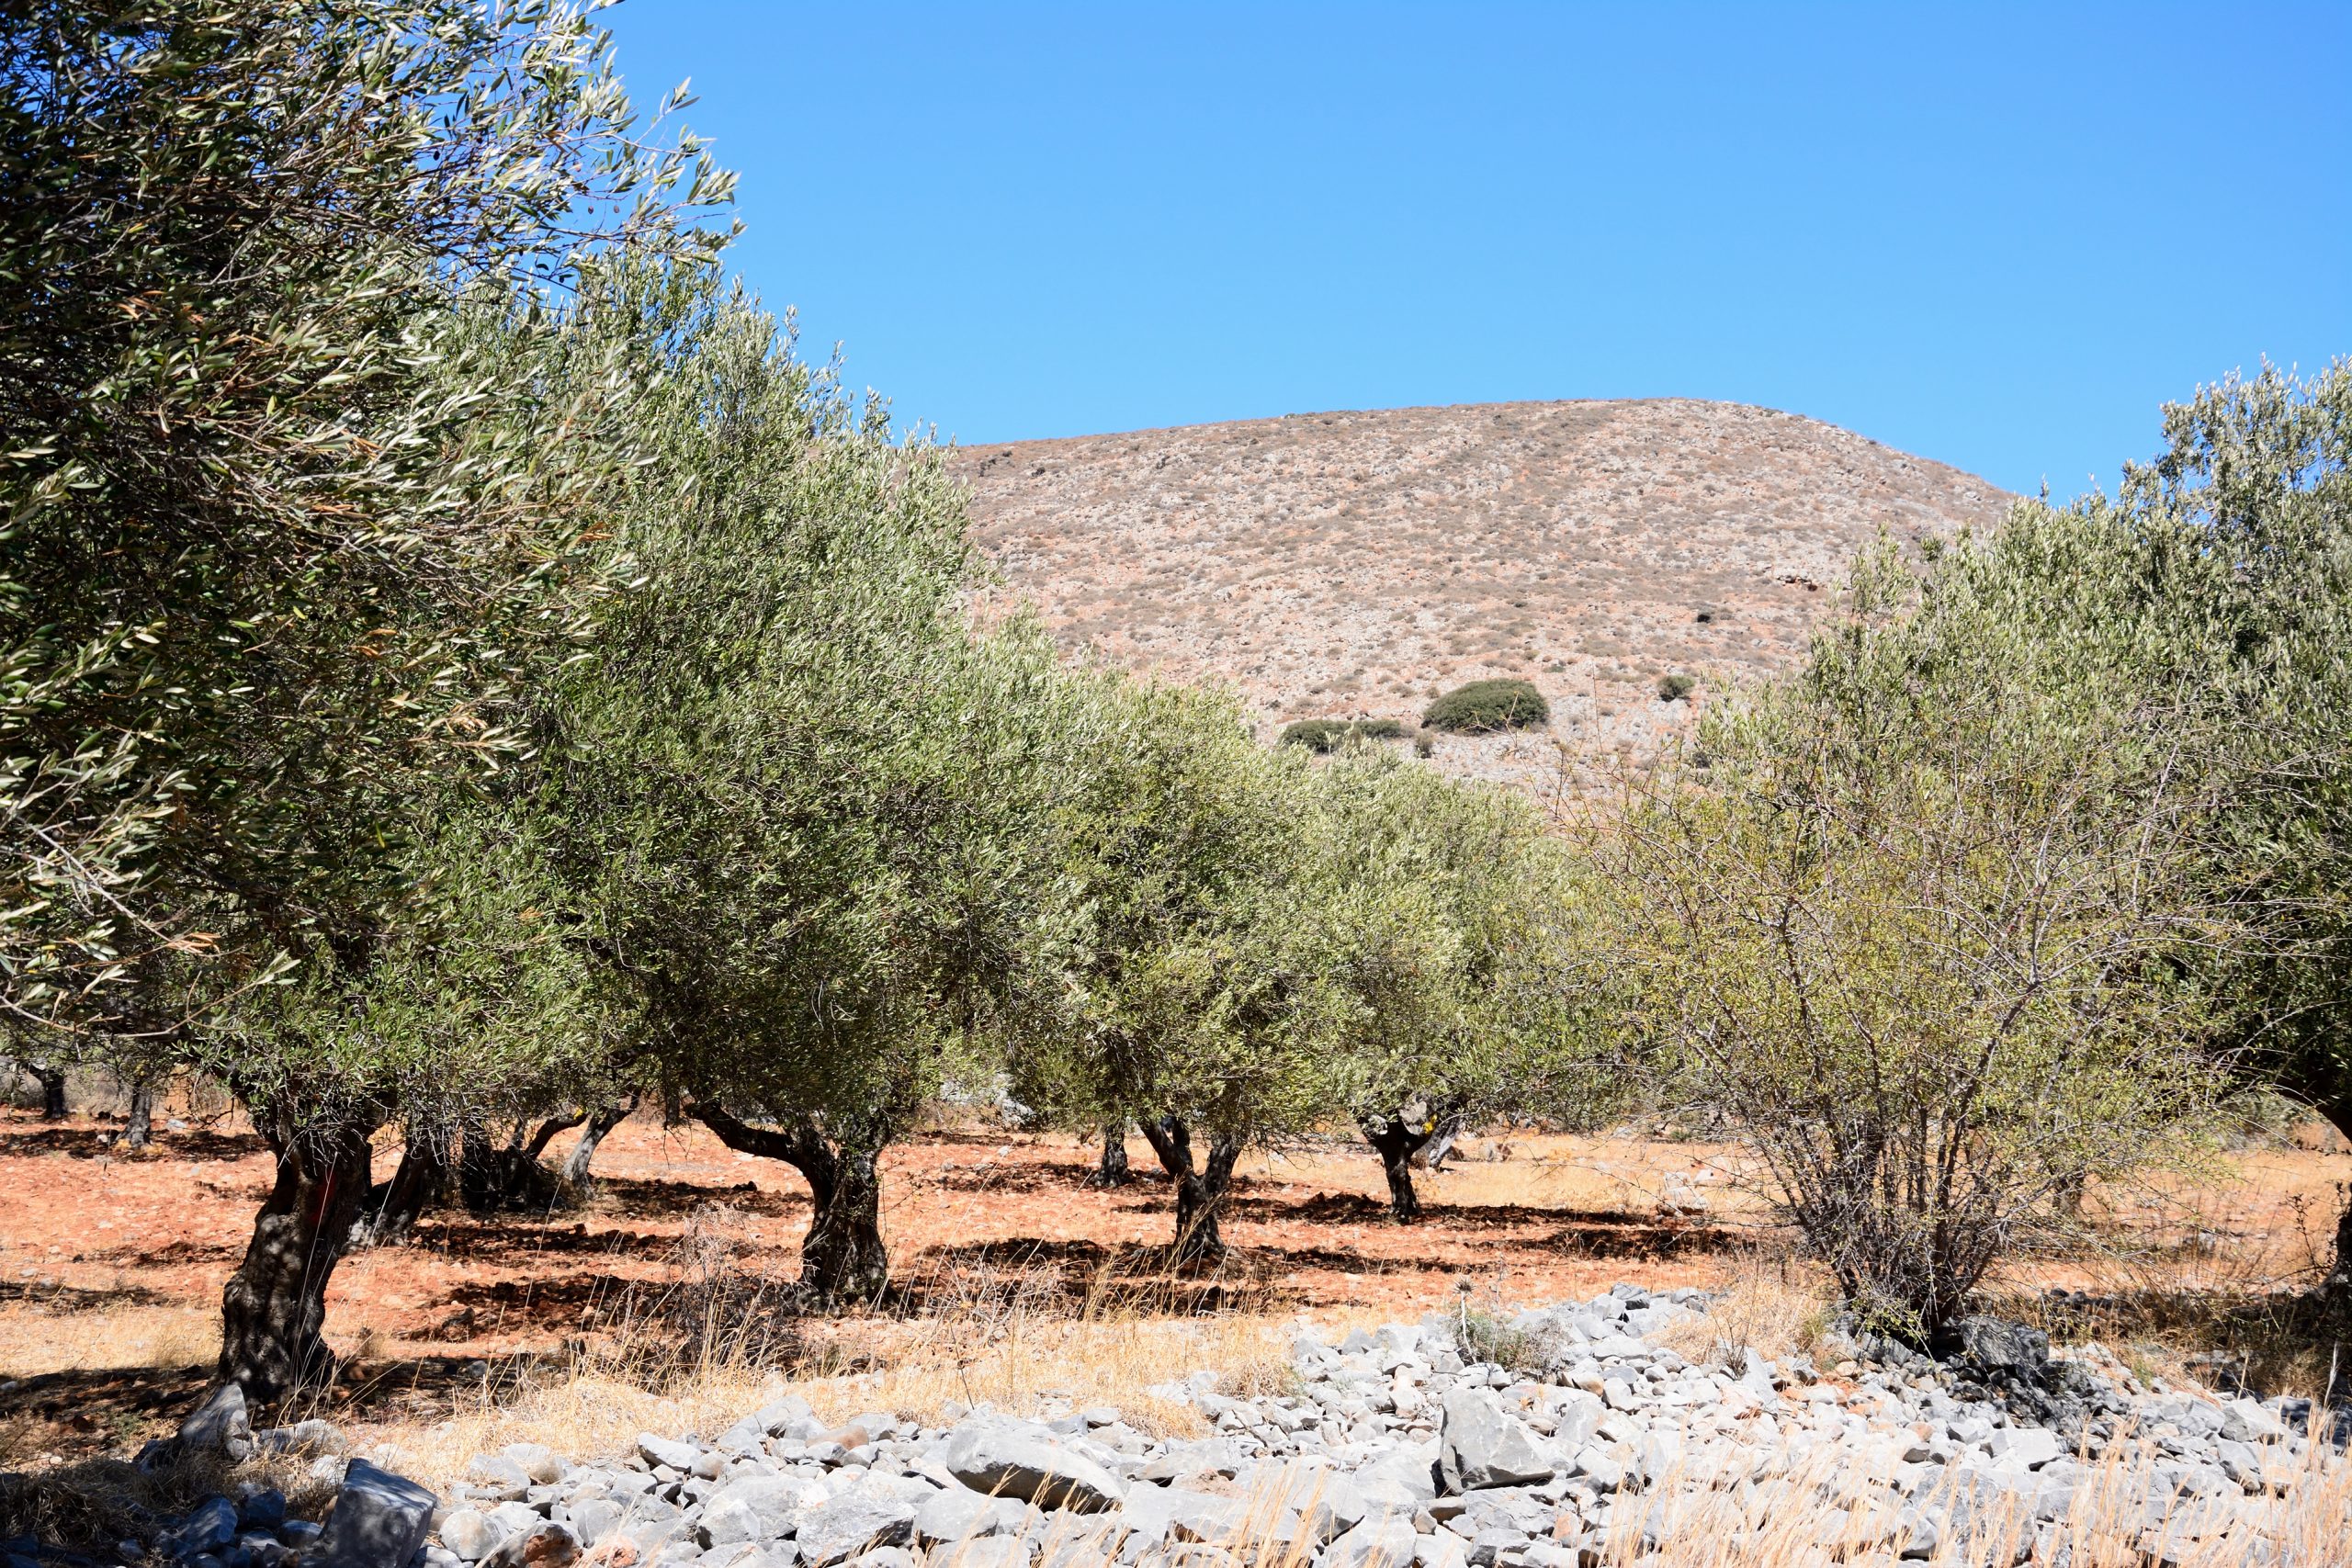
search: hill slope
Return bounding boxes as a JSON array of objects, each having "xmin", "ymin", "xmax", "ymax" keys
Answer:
[{"xmin": 959, "ymin": 399, "xmax": 2007, "ymax": 792}]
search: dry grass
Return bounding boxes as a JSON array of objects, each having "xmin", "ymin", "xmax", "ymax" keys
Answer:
[
  {"xmin": 361, "ymin": 1217, "xmax": 1295, "ymax": 1491},
  {"xmin": 1649, "ymin": 1247, "xmax": 1836, "ymax": 1370},
  {"xmin": 0, "ymin": 1301, "xmax": 217, "ymax": 1382}
]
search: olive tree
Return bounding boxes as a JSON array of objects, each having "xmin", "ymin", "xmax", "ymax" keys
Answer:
[
  {"xmin": 1600, "ymin": 541, "xmax": 2229, "ymax": 1336},
  {"xmin": 1905, "ymin": 363, "xmax": 2352, "ymax": 1294},
  {"xmin": 1307, "ymin": 746, "xmax": 1601, "ymax": 1221},
  {"xmin": 189, "ymin": 803, "xmax": 604, "ymax": 1398},
  {"xmin": 0, "ymin": 0, "xmax": 729, "ymax": 1403},
  {"xmin": 1015, "ymin": 682, "xmax": 1344, "ymax": 1262},
  {"xmin": 546, "ymin": 278, "xmax": 1082, "ymax": 1303}
]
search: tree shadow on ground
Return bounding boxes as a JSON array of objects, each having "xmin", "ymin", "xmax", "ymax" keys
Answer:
[
  {"xmin": 572, "ymin": 1175, "xmax": 800, "ymax": 1221},
  {"xmin": 924, "ymin": 1162, "xmax": 1087, "ymax": 1197},
  {"xmin": 98, "ymin": 1238, "xmax": 242, "ymax": 1271},
  {"xmin": 398, "ymin": 1218, "xmax": 705, "ymax": 1264},
  {"xmin": 1545, "ymin": 1218, "xmax": 1739, "ymax": 1259},
  {"xmin": 0, "ymin": 1278, "xmax": 177, "ymax": 1314}
]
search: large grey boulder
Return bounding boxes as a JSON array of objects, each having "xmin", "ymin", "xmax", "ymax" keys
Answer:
[
  {"xmin": 1241, "ymin": 1465, "xmax": 1366, "ymax": 1543},
  {"xmin": 793, "ymin": 1483, "xmax": 917, "ymax": 1567},
  {"xmin": 1929, "ymin": 1317, "xmax": 2049, "ymax": 1382},
  {"xmin": 910, "ymin": 1485, "xmax": 1026, "ymax": 1548},
  {"xmin": 941, "ymin": 1420, "xmax": 1125, "ymax": 1512},
  {"xmin": 159, "ymin": 1495, "xmax": 239, "ymax": 1558},
  {"xmin": 700, "ymin": 1476, "xmax": 811, "ymax": 1546},
  {"xmin": 1352, "ymin": 1441, "xmax": 1441, "ymax": 1511},
  {"xmin": 318, "ymin": 1459, "xmax": 440, "ymax": 1568},
  {"xmin": 1436, "ymin": 1389, "xmax": 1555, "ymax": 1493}
]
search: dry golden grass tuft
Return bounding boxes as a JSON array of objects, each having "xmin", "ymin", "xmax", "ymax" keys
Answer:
[
  {"xmin": 0, "ymin": 1303, "xmax": 217, "ymax": 1383},
  {"xmin": 1647, "ymin": 1249, "xmax": 1834, "ymax": 1371}
]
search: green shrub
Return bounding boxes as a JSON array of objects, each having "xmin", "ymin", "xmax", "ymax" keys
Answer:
[
  {"xmin": 1453, "ymin": 1307, "xmax": 1550, "ymax": 1373},
  {"xmin": 1421, "ymin": 679, "xmax": 1549, "ymax": 734},
  {"xmin": 1278, "ymin": 717, "xmax": 1409, "ymax": 752},
  {"xmin": 1657, "ymin": 673, "xmax": 1697, "ymax": 703},
  {"xmin": 1278, "ymin": 719, "xmax": 1349, "ymax": 752}
]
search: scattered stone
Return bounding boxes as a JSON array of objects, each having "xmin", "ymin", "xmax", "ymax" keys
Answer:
[
  {"xmin": 1324, "ymin": 1515, "xmax": 1417, "ymax": 1568},
  {"xmin": 637, "ymin": 1433, "xmax": 702, "ymax": 1472},
  {"xmin": 793, "ymin": 1482, "xmax": 917, "ymax": 1566},
  {"xmin": 481, "ymin": 1521, "xmax": 581, "ymax": 1568},
  {"xmin": 940, "ymin": 1419, "xmax": 1125, "ymax": 1512},
  {"xmin": 158, "ymin": 1496, "xmax": 239, "ymax": 1558},
  {"xmin": 317, "ymin": 1459, "xmax": 439, "ymax": 1568},
  {"xmin": 73, "ymin": 1282, "xmax": 2317, "ymax": 1568},
  {"xmin": 1436, "ymin": 1389, "xmax": 1554, "ymax": 1493},
  {"xmin": 438, "ymin": 1508, "xmax": 503, "ymax": 1561},
  {"xmin": 910, "ymin": 1485, "xmax": 1026, "ymax": 1547}
]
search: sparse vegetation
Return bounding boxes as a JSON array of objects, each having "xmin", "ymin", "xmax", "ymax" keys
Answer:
[
  {"xmin": 1421, "ymin": 677, "xmax": 1550, "ymax": 734},
  {"xmin": 1657, "ymin": 671, "xmax": 1696, "ymax": 702},
  {"xmin": 1275, "ymin": 716, "xmax": 1407, "ymax": 751}
]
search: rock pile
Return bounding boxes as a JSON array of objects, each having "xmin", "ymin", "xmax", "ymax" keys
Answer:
[{"xmin": 106, "ymin": 1287, "xmax": 2347, "ymax": 1568}]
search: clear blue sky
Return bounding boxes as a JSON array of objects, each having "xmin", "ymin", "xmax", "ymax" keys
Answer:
[{"xmin": 604, "ymin": 3, "xmax": 2349, "ymax": 498}]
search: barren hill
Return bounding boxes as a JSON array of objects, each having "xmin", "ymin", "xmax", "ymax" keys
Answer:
[{"xmin": 959, "ymin": 399, "xmax": 2008, "ymax": 794}]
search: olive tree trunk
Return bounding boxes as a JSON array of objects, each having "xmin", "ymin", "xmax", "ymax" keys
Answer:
[
  {"xmin": 353, "ymin": 1119, "xmax": 449, "ymax": 1247},
  {"xmin": 2314, "ymin": 1100, "xmax": 2352, "ymax": 1304},
  {"xmin": 1360, "ymin": 1111, "xmax": 1442, "ymax": 1223},
  {"xmin": 1086, "ymin": 1121, "xmax": 1133, "ymax": 1189},
  {"xmin": 216, "ymin": 1105, "xmax": 382, "ymax": 1404},
  {"xmin": 557, "ymin": 1096, "xmax": 638, "ymax": 1190},
  {"xmin": 1140, "ymin": 1115, "xmax": 1241, "ymax": 1264},
  {"xmin": 35, "ymin": 1065, "xmax": 66, "ymax": 1120},
  {"xmin": 123, "ymin": 1077, "xmax": 155, "ymax": 1148},
  {"xmin": 693, "ymin": 1103, "xmax": 889, "ymax": 1303}
]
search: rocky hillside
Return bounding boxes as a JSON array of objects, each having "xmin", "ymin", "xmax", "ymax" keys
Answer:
[{"xmin": 958, "ymin": 399, "xmax": 2007, "ymax": 796}]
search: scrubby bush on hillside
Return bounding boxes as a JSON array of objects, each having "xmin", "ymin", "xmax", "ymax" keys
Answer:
[
  {"xmin": 1421, "ymin": 679, "xmax": 1549, "ymax": 734},
  {"xmin": 1657, "ymin": 673, "xmax": 1696, "ymax": 703},
  {"xmin": 1278, "ymin": 717, "xmax": 1408, "ymax": 752}
]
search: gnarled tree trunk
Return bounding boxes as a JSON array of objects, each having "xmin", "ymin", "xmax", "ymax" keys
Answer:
[
  {"xmin": 1087, "ymin": 1121, "xmax": 1133, "ymax": 1189},
  {"xmin": 354, "ymin": 1119, "xmax": 449, "ymax": 1247},
  {"xmin": 1140, "ymin": 1115, "xmax": 1241, "ymax": 1264},
  {"xmin": 558, "ymin": 1096, "xmax": 638, "ymax": 1191},
  {"xmin": 458, "ymin": 1118, "xmax": 565, "ymax": 1213},
  {"xmin": 693, "ymin": 1102, "xmax": 889, "ymax": 1303},
  {"xmin": 1359, "ymin": 1097, "xmax": 1462, "ymax": 1223},
  {"xmin": 35, "ymin": 1066, "xmax": 66, "ymax": 1120},
  {"xmin": 217, "ymin": 1104, "xmax": 382, "ymax": 1405},
  {"xmin": 1361, "ymin": 1116, "xmax": 1433, "ymax": 1223},
  {"xmin": 123, "ymin": 1077, "xmax": 155, "ymax": 1148}
]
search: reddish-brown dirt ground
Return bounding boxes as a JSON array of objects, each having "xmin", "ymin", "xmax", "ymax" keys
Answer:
[{"xmin": 5, "ymin": 1104, "xmax": 2346, "ymax": 1471}]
